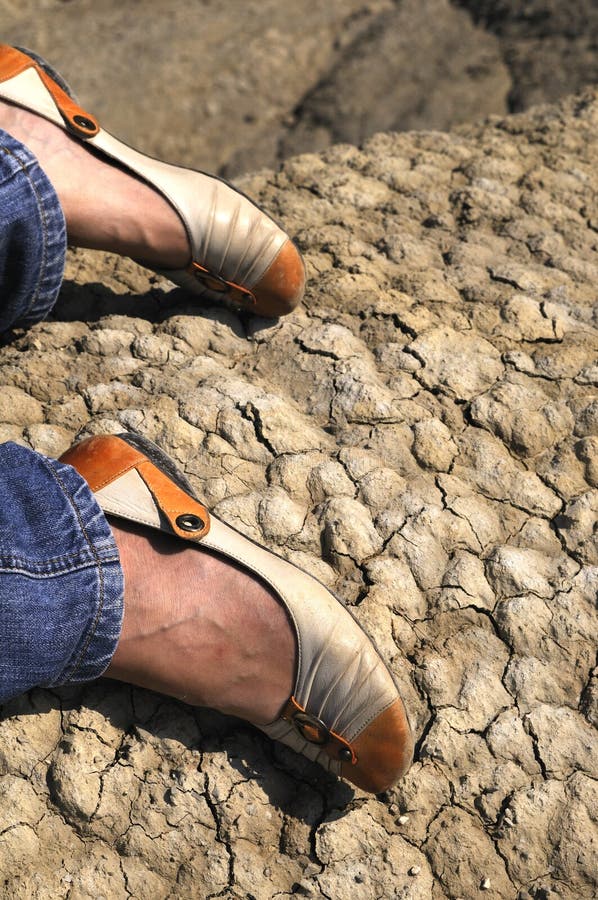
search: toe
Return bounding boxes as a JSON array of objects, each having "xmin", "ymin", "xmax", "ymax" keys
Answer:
[
  {"xmin": 251, "ymin": 238, "xmax": 305, "ymax": 317},
  {"xmin": 341, "ymin": 697, "xmax": 414, "ymax": 793}
]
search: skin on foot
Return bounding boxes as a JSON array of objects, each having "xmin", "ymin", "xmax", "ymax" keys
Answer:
[
  {"xmin": 0, "ymin": 99, "xmax": 296, "ymax": 721},
  {"xmin": 105, "ymin": 518, "xmax": 296, "ymax": 726},
  {"xmin": 0, "ymin": 98, "xmax": 190, "ymax": 267}
]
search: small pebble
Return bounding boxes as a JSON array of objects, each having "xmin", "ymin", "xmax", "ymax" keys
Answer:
[
  {"xmin": 398, "ymin": 814, "xmax": 410, "ymax": 825},
  {"xmin": 408, "ymin": 866, "xmax": 421, "ymax": 876},
  {"xmin": 481, "ymin": 877, "xmax": 491, "ymax": 890}
]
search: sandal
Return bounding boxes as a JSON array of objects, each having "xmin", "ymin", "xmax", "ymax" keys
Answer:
[
  {"xmin": 0, "ymin": 45, "xmax": 305, "ymax": 317},
  {"xmin": 60, "ymin": 433, "xmax": 414, "ymax": 793}
]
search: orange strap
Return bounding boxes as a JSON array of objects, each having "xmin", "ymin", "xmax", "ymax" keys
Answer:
[
  {"xmin": 61, "ymin": 435, "xmax": 210, "ymax": 540},
  {"xmin": 187, "ymin": 261, "xmax": 257, "ymax": 307},
  {"xmin": 136, "ymin": 460, "xmax": 210, "ymax": 540},
  {"xmin": 0, "ymin": 45, "xmax": 99, "ymax": 138}
]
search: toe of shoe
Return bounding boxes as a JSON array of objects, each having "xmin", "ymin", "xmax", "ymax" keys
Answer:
[
  {"xmin": 341, "ymin": 697, "xmax": 414, "ymax": 794},
  {"xmin": 251, "ymin": 239, "xmax": 305, "ymax": 317}
]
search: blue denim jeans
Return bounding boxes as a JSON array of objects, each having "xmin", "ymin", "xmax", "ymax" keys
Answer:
[
  {"xmin": 0, "ymin": 129, "xmax": 66, "ymax": 332},
  {"xmin": 0, "ymin": 132, "xmax": 124, "ymax": 702}
]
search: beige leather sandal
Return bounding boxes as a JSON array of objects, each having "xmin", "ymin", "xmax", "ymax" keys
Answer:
[
  {"xmin": 0, "ymin": 45, "xmax": 305, "ymax": 317},
  {"xmin": 60, "ymin": 433, "xmax": 413, "ymax": 793}
]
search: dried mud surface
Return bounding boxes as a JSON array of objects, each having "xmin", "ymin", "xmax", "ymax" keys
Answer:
[{"xmin": 0, "ymin": 91, "xmax": 597, "ymax": 898}]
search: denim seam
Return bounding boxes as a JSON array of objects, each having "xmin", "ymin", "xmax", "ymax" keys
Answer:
[
  {"xmin": 0, "ymin": 544, "xmax": 114, "ymax": 569},
  {"xmin": 0, "ymin": 145, "xmax": 49, "ymax": 321},
  {"xmin": 0, "ymin": 545, "xmax": 118, "ymax": 568},
  {"xmin": 0, "ymin": 558, "xmax": 120, "ymax": 579},
  {"xmin": 41, "ymin": 458, "xmax": 111, "ymax": 683}
]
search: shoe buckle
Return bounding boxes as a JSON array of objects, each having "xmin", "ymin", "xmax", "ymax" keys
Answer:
[
  {"xmin": 292, "ymin": 712, "xmax": 331, "ymax": 746},
  {"xmin": 189, "ymin": 263, "xmax": 257, "ymax": 306},
  {"xmin": 283, "ymin": 698, "xmax": 357, "ymax": 764}
]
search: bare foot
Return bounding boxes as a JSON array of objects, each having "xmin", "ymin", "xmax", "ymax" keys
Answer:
[
  {"xmin": 105, "ymin": 518, "xmax": 296, "ymax": 726},
  {"xmin": 0, "ymin": 99, "xmax": 190, "ymax": 268}
]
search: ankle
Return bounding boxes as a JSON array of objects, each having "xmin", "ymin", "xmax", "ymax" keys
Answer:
[
  {"xmin": 106, "ymin": 519, "xmax": 295, "ymax": 725},
  {"xmin": 0, "ymin": 99, "xmax": 190, "ymax": 267}
]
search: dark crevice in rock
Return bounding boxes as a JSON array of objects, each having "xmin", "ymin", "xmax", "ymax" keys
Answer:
[
  {"xmin": 203, "ymin": 775, "xmax": 235, "ymax": 895},
  {"xmin": 523, "ymin": 717, "xmax": 549, "ymax": 780}
]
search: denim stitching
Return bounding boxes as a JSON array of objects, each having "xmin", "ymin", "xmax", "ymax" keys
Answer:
[
  {"xmin": 0, "ymin": 559, "xmax": 119, "ymax": 579},
  {"xmin": 0, "ymin": 546, "xmax": 119, "ymax": 569},
  {"xmin": 40, "ymin": 458, "xmax": 113, "ymax": 683}
]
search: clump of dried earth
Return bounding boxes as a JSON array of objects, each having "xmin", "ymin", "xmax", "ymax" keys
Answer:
[{"xmin": 0, "ymin": 90, "xmax": 597, "ymax": 900}]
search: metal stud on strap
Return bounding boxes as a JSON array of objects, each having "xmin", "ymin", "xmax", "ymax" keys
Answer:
[
  {"xmin": 73, "ymin": 114, "xmax": 97, "ymax": 132},
  {"xmin": 176, "ymin": 513, "xmax": 205, "ymax": 533}
]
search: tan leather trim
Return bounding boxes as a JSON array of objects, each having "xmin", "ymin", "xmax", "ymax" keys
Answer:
[
  {"xmin": 60, "ymin": 435, "xmax": 210, "ymax": 540},
  {"xmin": 37, "ymin": 68, "xmax": 99, "ymax": 137},
  {"xmin": 281, "ymin": 696, "xmax": 357, "ymax": 765},
  {"xmin": 341, "ymin": 697, "xmax": 414, "ymax": 793},
  {"xmin": 184, "ymin": 239, "xmax": 305, "ymax": 317},
  {"xmin": 135, "ymin": 460, "xmax": 210, "ymax": 539},
  {"xmin": 0, "ymin": 45, "xmax": 99, "ymax": 137},
  {"xmin": 186, "ymin": 261, "xmax": 257, "ymax": 306},
  {"xmin": 251, "ymin": 239, "xmax": 305, "ymax": 317},
  {"xmin": 0, "ymin": 45, "xmax": 35, "ymax": 83},
  {"xmin": 60, "ymin": 435, "xmax": 146, "ymax": 492}
]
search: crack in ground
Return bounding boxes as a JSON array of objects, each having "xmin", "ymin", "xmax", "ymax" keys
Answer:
[
  {"xmin": 522, "ymin": 716, "xmax": 549, "ymax": 781},
  {"xmin": 203, "ymin": 773, "xmax": 235, "ymax": 894},
  {"xmin": 241, "ymin": 402, "xmax": 278, "ymax": 458}
]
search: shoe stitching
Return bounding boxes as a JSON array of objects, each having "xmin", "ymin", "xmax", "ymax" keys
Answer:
[
  {"xmin": 241, "ymin": 229, "xmax": 280, "ymax": 286},
  {"xmin": 330, "ymin": 654, "xmax": 381, "ymax": 734},
  {"xmin": 316, "ymin": 655, "xmax": 351, "ymax": 724},
  {"xmin": 227, "ymin": 223, "xmax": 252, "ymax": 283},
  {"xmin": 300, "ymin": 615, "xmax": 343, "ymax": 713},
  {"xmin": 200, "ymin": 180, "xmax": 217, "ymax": 264},
  {"xmin": 345, "ymin": 695, "xmax": 399, "ymax": 743},
  {"xmin": 219, "ymin": 197, "xmax": 239, "ymax": 273},
  {"xmin": 89, "ymin": 458, "xmax": 141, "ymax": 492}
]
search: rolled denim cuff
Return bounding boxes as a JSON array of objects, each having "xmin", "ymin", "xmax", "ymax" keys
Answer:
[
  {"xmin": 41, "ymin": 456, "xmax": 124, "ymax": 687},
  {"xmin": 0, "ymin": 443, "xmax": 124, "ymax": 703},
  {"xmin": 0, "ymin": 130, "xmax": 66, "ymax": 332}
]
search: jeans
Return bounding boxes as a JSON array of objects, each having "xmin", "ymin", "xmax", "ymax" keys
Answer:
[
  {"xmin": 0, "ymin": 129, "xmax": 66, "ymax": 332},
  {"xmin": 0, "ymin": 131, "xmax": 124, "ymax": 702}
]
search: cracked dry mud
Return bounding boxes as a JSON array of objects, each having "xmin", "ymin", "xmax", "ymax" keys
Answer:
[{"xmin": 0, "ymin": 92, "xmax": 597, "ymax": 899}]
